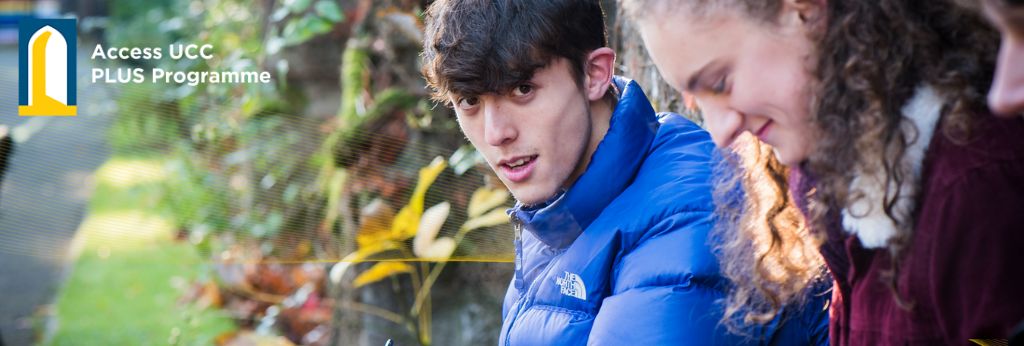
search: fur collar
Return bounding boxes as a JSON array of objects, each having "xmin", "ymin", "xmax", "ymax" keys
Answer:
[{"xmin": 841, "ymin": 86, "xmax": 943, "ymax": 248}]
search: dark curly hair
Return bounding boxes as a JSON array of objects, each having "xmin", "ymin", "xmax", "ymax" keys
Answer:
[
  {"xmin": 624, "ymin": 0, "xmax": 1000, "ymax": 332},
  {"xmin": 421, "ymin": 0, "xmax": 608, "ymax": 105}
]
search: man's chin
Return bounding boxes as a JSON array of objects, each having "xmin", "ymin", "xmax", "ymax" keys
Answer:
[{"xmin": 509, "ymin": 186, "xmax": 559, "ymax": 207}]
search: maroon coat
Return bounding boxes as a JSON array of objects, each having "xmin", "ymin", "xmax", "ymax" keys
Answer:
[{"xmin": 793, "ymin": 113, "xmax": 1024, "ymax": 345}]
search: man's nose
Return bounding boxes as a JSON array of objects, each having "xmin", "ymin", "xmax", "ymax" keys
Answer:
[{"xmin": 483, "ymin": 102, "xmax": 518, "ymax": 147}]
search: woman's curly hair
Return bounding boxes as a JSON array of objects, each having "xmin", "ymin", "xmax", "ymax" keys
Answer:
[
  {"xmin": 710, "ymin": 134, "xmax": 826, "ymax": 334},
  {"xmin": 805, "ymin": 0, "xmax": 998, "ymax": 308}
]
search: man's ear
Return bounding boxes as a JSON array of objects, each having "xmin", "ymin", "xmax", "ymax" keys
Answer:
[
  {"xmin": 583, "ymin": 47, "xmax": 616, "ymax": 102},
  {"xmin": 781, "ymin": 0, "xmax": 827, "ymax": 32}
]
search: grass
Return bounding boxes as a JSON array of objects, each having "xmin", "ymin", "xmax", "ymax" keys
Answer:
[{"xmin": 45, "ymin": 156, "xmax": 236, "ymax": 346}]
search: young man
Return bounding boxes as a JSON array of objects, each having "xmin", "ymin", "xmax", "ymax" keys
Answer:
[{"xmin": 421, "ymin": 1, "xmax": 829, "ymax": 344}]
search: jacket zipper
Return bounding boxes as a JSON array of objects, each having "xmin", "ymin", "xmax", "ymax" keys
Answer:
[
  {"xmin": 512, "ymin": 212, "xmax": 525, "ymax": 293},
  {"xmin": 503, "ymin": 211, "xmax": 573, "ymax": 345},
  {"xmin": 504, "ymin": 212, "xmax": 526, "ymax": 346}
]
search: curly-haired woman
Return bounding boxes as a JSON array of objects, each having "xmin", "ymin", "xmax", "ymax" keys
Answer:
[{"xmin": 623, "ymin": 0, "xmax": 1024, "ymax": 344}]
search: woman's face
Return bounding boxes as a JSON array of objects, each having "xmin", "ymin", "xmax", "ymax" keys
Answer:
[{"xmin": 636, "ymin": 5, "xmax": 821, "ymax": 166}]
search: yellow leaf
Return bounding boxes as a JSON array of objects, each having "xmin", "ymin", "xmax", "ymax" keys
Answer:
[
  {"xmin": 460, "ymin": 208, "xmax": 510, "ymax": 233},
  {"xmin": 353, "ymin": 262, "xmax": 414, "ymax": 288},
  {"xmin": 329, "ymin": 241, "xmax": 401, "ymax": 284},
  {"xmin": 415, "ymin": 237, "xmax": 456, "ymax": 259},
  {"xmin": 411, "ymin": 157, "xmax": 448, "ymax": 214},
  {"xmin": 390, "ymin": 156, "xmax": 447, "ymax": 239},
  {"xmin": 389, "ymin": 205, "xmax": 419, "ymax": 241},
  {"xmin": 467, "ymin": 187, "xmax": 510, "ymax": 218},
  {"xmin": 349, "ymin": 241, "xmax": 402, "ymax": 262},
  {"xmin": 413, "ymin": 202, "xmax": 450, "ymax": 258},
  {"xmin": 356, "ymin": 198, "xmax": 396, "ymax": 248}
]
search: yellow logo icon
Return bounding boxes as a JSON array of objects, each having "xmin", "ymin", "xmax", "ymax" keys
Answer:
[{"xmin": 18, "ymin": 19, "xmax": 77, "ymax": 116}]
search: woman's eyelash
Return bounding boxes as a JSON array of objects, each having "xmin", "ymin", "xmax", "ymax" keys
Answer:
[{"xmin": 709, "ymin": 75, "xmax": 728, "ymax": 93}]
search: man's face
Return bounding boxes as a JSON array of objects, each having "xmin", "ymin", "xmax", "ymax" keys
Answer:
[
  {"xmin": 451, "ymin": 58, "xmax": 593, "ymax": 205},
  {"xmin": 982, "ymin": 0, "xmax": 1024, "ymax": 116}
]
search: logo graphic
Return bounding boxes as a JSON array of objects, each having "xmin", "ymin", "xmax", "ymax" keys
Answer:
[
  {"xmin": 555, "ymin": 271, "xmax": 587, "ymax": 300},
  {"xmin": 18, "ymin": 18, "xmax": 77, "ymax": 116}
]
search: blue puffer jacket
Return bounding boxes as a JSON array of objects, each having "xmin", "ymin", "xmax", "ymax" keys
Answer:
[{"xmin": 498, "ymin": 77, "xmax": 830, "ymax": 345}]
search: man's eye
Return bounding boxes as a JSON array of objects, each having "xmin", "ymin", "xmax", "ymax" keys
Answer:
[
  {"xmin": 458, "ymin": 96, "xmax": 479, "ymax": 109},
  {"xmin": 512, "ymin": 84, "xmax": 533, "ymax": 97}
]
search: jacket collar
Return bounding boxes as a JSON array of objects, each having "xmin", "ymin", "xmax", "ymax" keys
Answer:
[
  {"xmin": 841, "ymin": 85, "xmax": 943, "ymax": 248},
  {"xmin": 509, "ymin": 76, "xmax": 660, "ymax": 249}
]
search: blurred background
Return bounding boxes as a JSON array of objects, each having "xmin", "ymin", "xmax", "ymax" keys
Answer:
[{"xmin": 0, "ymin": 0, "xmax": 691, "ymax": 345}]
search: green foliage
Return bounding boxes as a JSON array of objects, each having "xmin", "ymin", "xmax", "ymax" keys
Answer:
[
  {"xmin": 449, "ymin": 145, "xmax": 485, "ymax": 176},
  {"xmin": 104, "ymin": 0, "xmax": 321, "ymax": 244},
  {"xmin": 315, "ymin": 0, "xmax": 344, "ymax": 22},
  {"xmin": 157, "ymin": 148, "xmax": 232, "ymax": 247},
  {"xmin": 155, "ymin": 115, "xmax": 309, "ymax": 243},
  {"xmin": 106, "ymin": 0, "xmax": 184, "ymax": 64},
  {"xmin": 109, "ymin": 82, "xmax": 182, "ymax": 155},
  {"xmin": 339, "ymin": 38, "xmax": 368, "ymax": 125},
  {"xmin": 269, "ymin": 0, "xmax": 346, "ymax": 50}
]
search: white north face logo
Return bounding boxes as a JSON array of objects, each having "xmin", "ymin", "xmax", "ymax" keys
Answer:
[{"xmin": 555, "ymin": 271, "xmax": 587, "ymax": 300}]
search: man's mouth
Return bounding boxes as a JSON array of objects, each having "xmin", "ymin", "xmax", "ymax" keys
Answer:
[
  {"xmin": 498, "ymin": 155, "xmax": 538, "ymax": 183},
  {"xmin": 504, "ymin": 156, "xmax": 534, "ymax": 168}
]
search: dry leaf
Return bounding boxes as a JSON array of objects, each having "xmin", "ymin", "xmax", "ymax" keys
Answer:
[
  {"xmin": 355, "ymin": 198, "xmax": 395, "ymax": 248},
  {"xmin": 219, "ymin": 330, "xmax": 295, "ymax": 346}
]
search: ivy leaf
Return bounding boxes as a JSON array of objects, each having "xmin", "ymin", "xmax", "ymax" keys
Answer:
[
  {"xmin": 270, "ymin": 6, "xmax": 290, "ymax": 22},
  {"xmin": 282, "ymin": 14, "xmax": 334, "ymax": 46},
  {"xmin": 314, "ymin": 0, "xmax": 344, "ymax": 23},
  {"xmin": 285, "ymin": 0, "xmax": 312, "ymax": 14}
]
